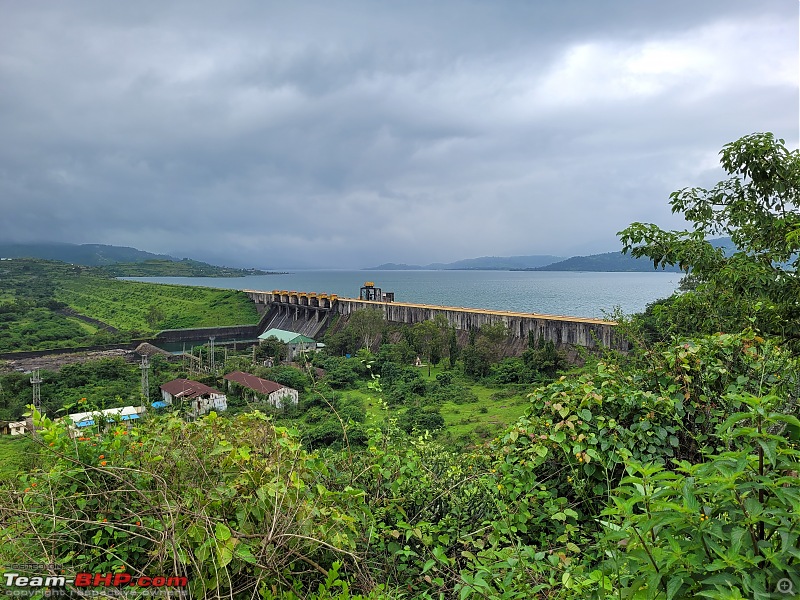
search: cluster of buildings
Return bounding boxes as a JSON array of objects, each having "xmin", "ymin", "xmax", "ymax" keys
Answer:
[
  {"xmin": 3, "ymin": 371, "xmax": 300, "ymax": 438},
  {"xmin": 157, "ymin": 371, "xmax": 298, "ymax": 417},
  {"xmin": 4, "ymin": 327, "xmax": 314, "ymax": 437}
]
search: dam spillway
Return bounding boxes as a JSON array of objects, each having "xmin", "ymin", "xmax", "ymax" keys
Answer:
[{"xmin": 243, "ymin": 290, "xmax": 625, "ymax": 351}]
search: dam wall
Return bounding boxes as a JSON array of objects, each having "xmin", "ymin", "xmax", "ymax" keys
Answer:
[
  {"xmin": 243, "ymin": 290, "xmax": 624, "ymax": 351},
  {"xmin": 155, "ymin": 324, "xmax": 259, "ymax": 343},
  {"xmin": 336, "ymin": 299, "xmax": 622, "ymax": 350}
]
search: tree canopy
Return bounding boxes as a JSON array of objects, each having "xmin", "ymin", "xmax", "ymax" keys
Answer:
[{"xmin": 619, "ymin": 132, "xmax": 800, "ymax": 346}]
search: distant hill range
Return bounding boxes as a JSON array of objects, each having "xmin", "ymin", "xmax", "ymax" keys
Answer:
[
  {"xmin": 0, "ymin": 243, "xmax": 269, "ymax": 277},
  {"xmin": 527, "ymin": 252, "xmax": 683, "ymax": 272},
  {"xmin": 528, "ymin": 237, "xmax": 737, "ymax": 272},
  {"xmin": 365, "ymin": 255, "xmax": 565, "ymax": 271},
  {"xmin": 368, "ymin": 238, "xmax": 737, "ymax": 272}
]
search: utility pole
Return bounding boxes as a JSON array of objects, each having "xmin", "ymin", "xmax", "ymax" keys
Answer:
[{"xmin": 209, "ymin": 336, "xmax": 216, "ymax": 374}]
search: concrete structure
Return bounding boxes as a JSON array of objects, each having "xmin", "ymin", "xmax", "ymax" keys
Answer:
[
  {"xmin": 245, "ymin": 290, "xmax": 336, "ymax": 339},
  {"xmin": 9, "ymin": 421, "xmax": 27, "ymax": 436},
  {"xmin": 160, "ymin": 379, "xmax": 227, "ymax": 418},
  {"xmin": 360, "ymin": 282, "xmax": 394, "ymax": 302},
  {"xmin": 243, "ymin": 290, "xmax": 624, "ymax": 351},
  {"xmin": 223, "ymin": 371, "xmax": 298, "ymax": 409},
  {"xmin": 155, "ymin": 325, "xmax": 259, "ymax": 344}
]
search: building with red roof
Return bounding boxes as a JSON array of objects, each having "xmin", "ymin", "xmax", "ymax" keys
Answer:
[
  {"xmin": 160, "ymin": 378, "xmax": 227, "ymax": 417},
  {"xmin": 223, "ymin": 371, "xmax": 298, "ymax": 409}
]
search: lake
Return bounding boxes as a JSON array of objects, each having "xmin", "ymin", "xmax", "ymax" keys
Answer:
[{"xmin": 124, "ymin": 270, "xmax": 682, "ymax": 319}]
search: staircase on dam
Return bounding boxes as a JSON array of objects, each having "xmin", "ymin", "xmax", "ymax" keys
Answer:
[{"xmin": 254, "ymin": 303, "xmax": 332, "ymax": 339}]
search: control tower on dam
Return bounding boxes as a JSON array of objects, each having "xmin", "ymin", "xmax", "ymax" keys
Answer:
[{"xmin": 243, "ymin": 289, "xmax": 625, "ymax": 351}]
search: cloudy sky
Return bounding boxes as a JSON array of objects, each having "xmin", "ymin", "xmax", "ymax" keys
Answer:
[{"xmin": 1, "ymin": 1, "xmax": 797, "ymax": 269}]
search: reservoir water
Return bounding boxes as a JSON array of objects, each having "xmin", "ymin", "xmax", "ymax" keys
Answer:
[{"xmin": 125, "ymin": 270, "xmax": 682, "ymax": 319}]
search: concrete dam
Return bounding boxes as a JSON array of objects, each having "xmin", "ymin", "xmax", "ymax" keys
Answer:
[{"xmin": 243, "ymin": 289, "xmax": 625, "ymax": 351}]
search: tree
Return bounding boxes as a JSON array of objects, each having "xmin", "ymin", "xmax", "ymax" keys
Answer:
[
  {"xmin": 619, "ymin": 133, "xmax": 800, "ymax": 347},
  {"xmin": 412, "ymin": 320, "xmax": 444, "ymax": 376},
  {"xmin": 479, "ymin": 321, "xmax": 509, "ymax": 363},
  {"xmin": 346, "ymin": 308, "xmax": 385, "ymax": 351},
  {"xmin": 461, "ymin": 342, "xmax": 492, "ymax": 379},
  {"xmin": 145, "ymin": 304, "xmax": 165, "ymax": 329},
  {"xmin": 255, "ymin": 336, "xmax": 287, "ymax": 363},
  {"xmin": 448, "ymin": 327, "xmax": 460, "ymax": 369}
]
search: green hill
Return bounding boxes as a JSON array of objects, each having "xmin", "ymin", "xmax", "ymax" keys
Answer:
[
  {"xmin": 528, "ymin": 238, "xmax": 737, "ymax": 272},
  {"xmin": 0, "ymin": 243, "xmax": 268, "ymax": 276},
  {"xmin": 530, "ymin": 251, "xmax": 684, "ymax": 272},
  {"xmin": 102, "ymin": 259, "xmax": 269, "ymax": 277},
  {"xmin": 0, "ymin": 242, "xmax": 175, "ymax": 266}
]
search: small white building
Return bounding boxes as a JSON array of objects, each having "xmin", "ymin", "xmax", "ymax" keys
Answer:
[
  {"xmin": 223, "ymin": 371, "xmax": 298, "ymax": 409},
  {"xmin": 9, "ymin": 421, "xmax": 27, "ymax": 436},
  {"xmin": 160, "ymin": 378, "xmax": 227, "ymax": 418}
]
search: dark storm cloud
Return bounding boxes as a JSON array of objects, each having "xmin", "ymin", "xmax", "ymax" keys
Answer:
[{"xmin": 0, "ymin": 1, "xmax": 796, "ymax": 268}]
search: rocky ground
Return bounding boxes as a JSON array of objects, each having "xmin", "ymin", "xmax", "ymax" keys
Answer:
[{"xmin": 0, "ymin": 349, "xmax": 136, "ymax": 374}]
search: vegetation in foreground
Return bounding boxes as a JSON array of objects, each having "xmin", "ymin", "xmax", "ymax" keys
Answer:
[{"xmin": 1, "ymin": 133, "xmax": 799, "ymax": 599}]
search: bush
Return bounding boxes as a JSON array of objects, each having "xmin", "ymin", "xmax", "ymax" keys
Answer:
[
  {"xmin": 400, "ymin": 406, "xmax": 445, "ymax": 433},
  {"xmin": 0, "ymin": 410, "xmax": 367, "ymax": 598},
  {"xmin": 598, "ymin": 394, "xmax": 800, "ymax": 598}
]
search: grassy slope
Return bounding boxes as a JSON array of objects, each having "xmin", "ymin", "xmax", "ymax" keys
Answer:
[
  {"xmin": 55, "ymin": 278, "xmax": 260, "ymax": 333},
  {"xmin": 0, "ymin": 258, "xmax": 260, "ymax": 351}
]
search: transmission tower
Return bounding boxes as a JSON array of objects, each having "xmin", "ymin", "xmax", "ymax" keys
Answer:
[
  {"xmin": 30, "ymin": 369, "xmax": 42, "ymax": 410},
  {"xmin": 140, "ymin": 355, "xmax": 150, "ymax": 403}
]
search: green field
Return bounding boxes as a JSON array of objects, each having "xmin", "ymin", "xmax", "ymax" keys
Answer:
[{"xmin": 54, "ymin": 278, "xmax": 259, "ymax": 334}]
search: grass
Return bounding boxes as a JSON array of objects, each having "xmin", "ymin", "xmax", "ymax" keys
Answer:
[
  {"xmin": 0, "ymin": 308, "xmax": 96, "ymax": 352},
  {"xmin": 55, "ymin": 278, "xmax": 260, "ymax": 333},
  {"xmin": 66, "ymin": 317, "xmax": 99, "ymax": 335},
  {"xmin": 440, "ymin": 384, "xmax": 528, "ymax": 438},
  {"xmin": 0, "ymin": 435, "xmax": 38, "ymax": 480}
]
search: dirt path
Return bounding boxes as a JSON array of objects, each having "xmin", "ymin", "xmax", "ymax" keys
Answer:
[{"xmin": 56, "ymin": 307, "xmax": 119, "ymax": 332}]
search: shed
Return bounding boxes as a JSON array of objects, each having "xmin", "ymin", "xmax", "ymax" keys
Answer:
[{"xmin": 65, "ymin": 406, "xmax": 145, "ymax": 437}]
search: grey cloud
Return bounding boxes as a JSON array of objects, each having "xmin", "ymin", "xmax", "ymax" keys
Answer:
[{"xmin": 0, "ymin": 1, "xmax": 796, "ymax": 268}]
